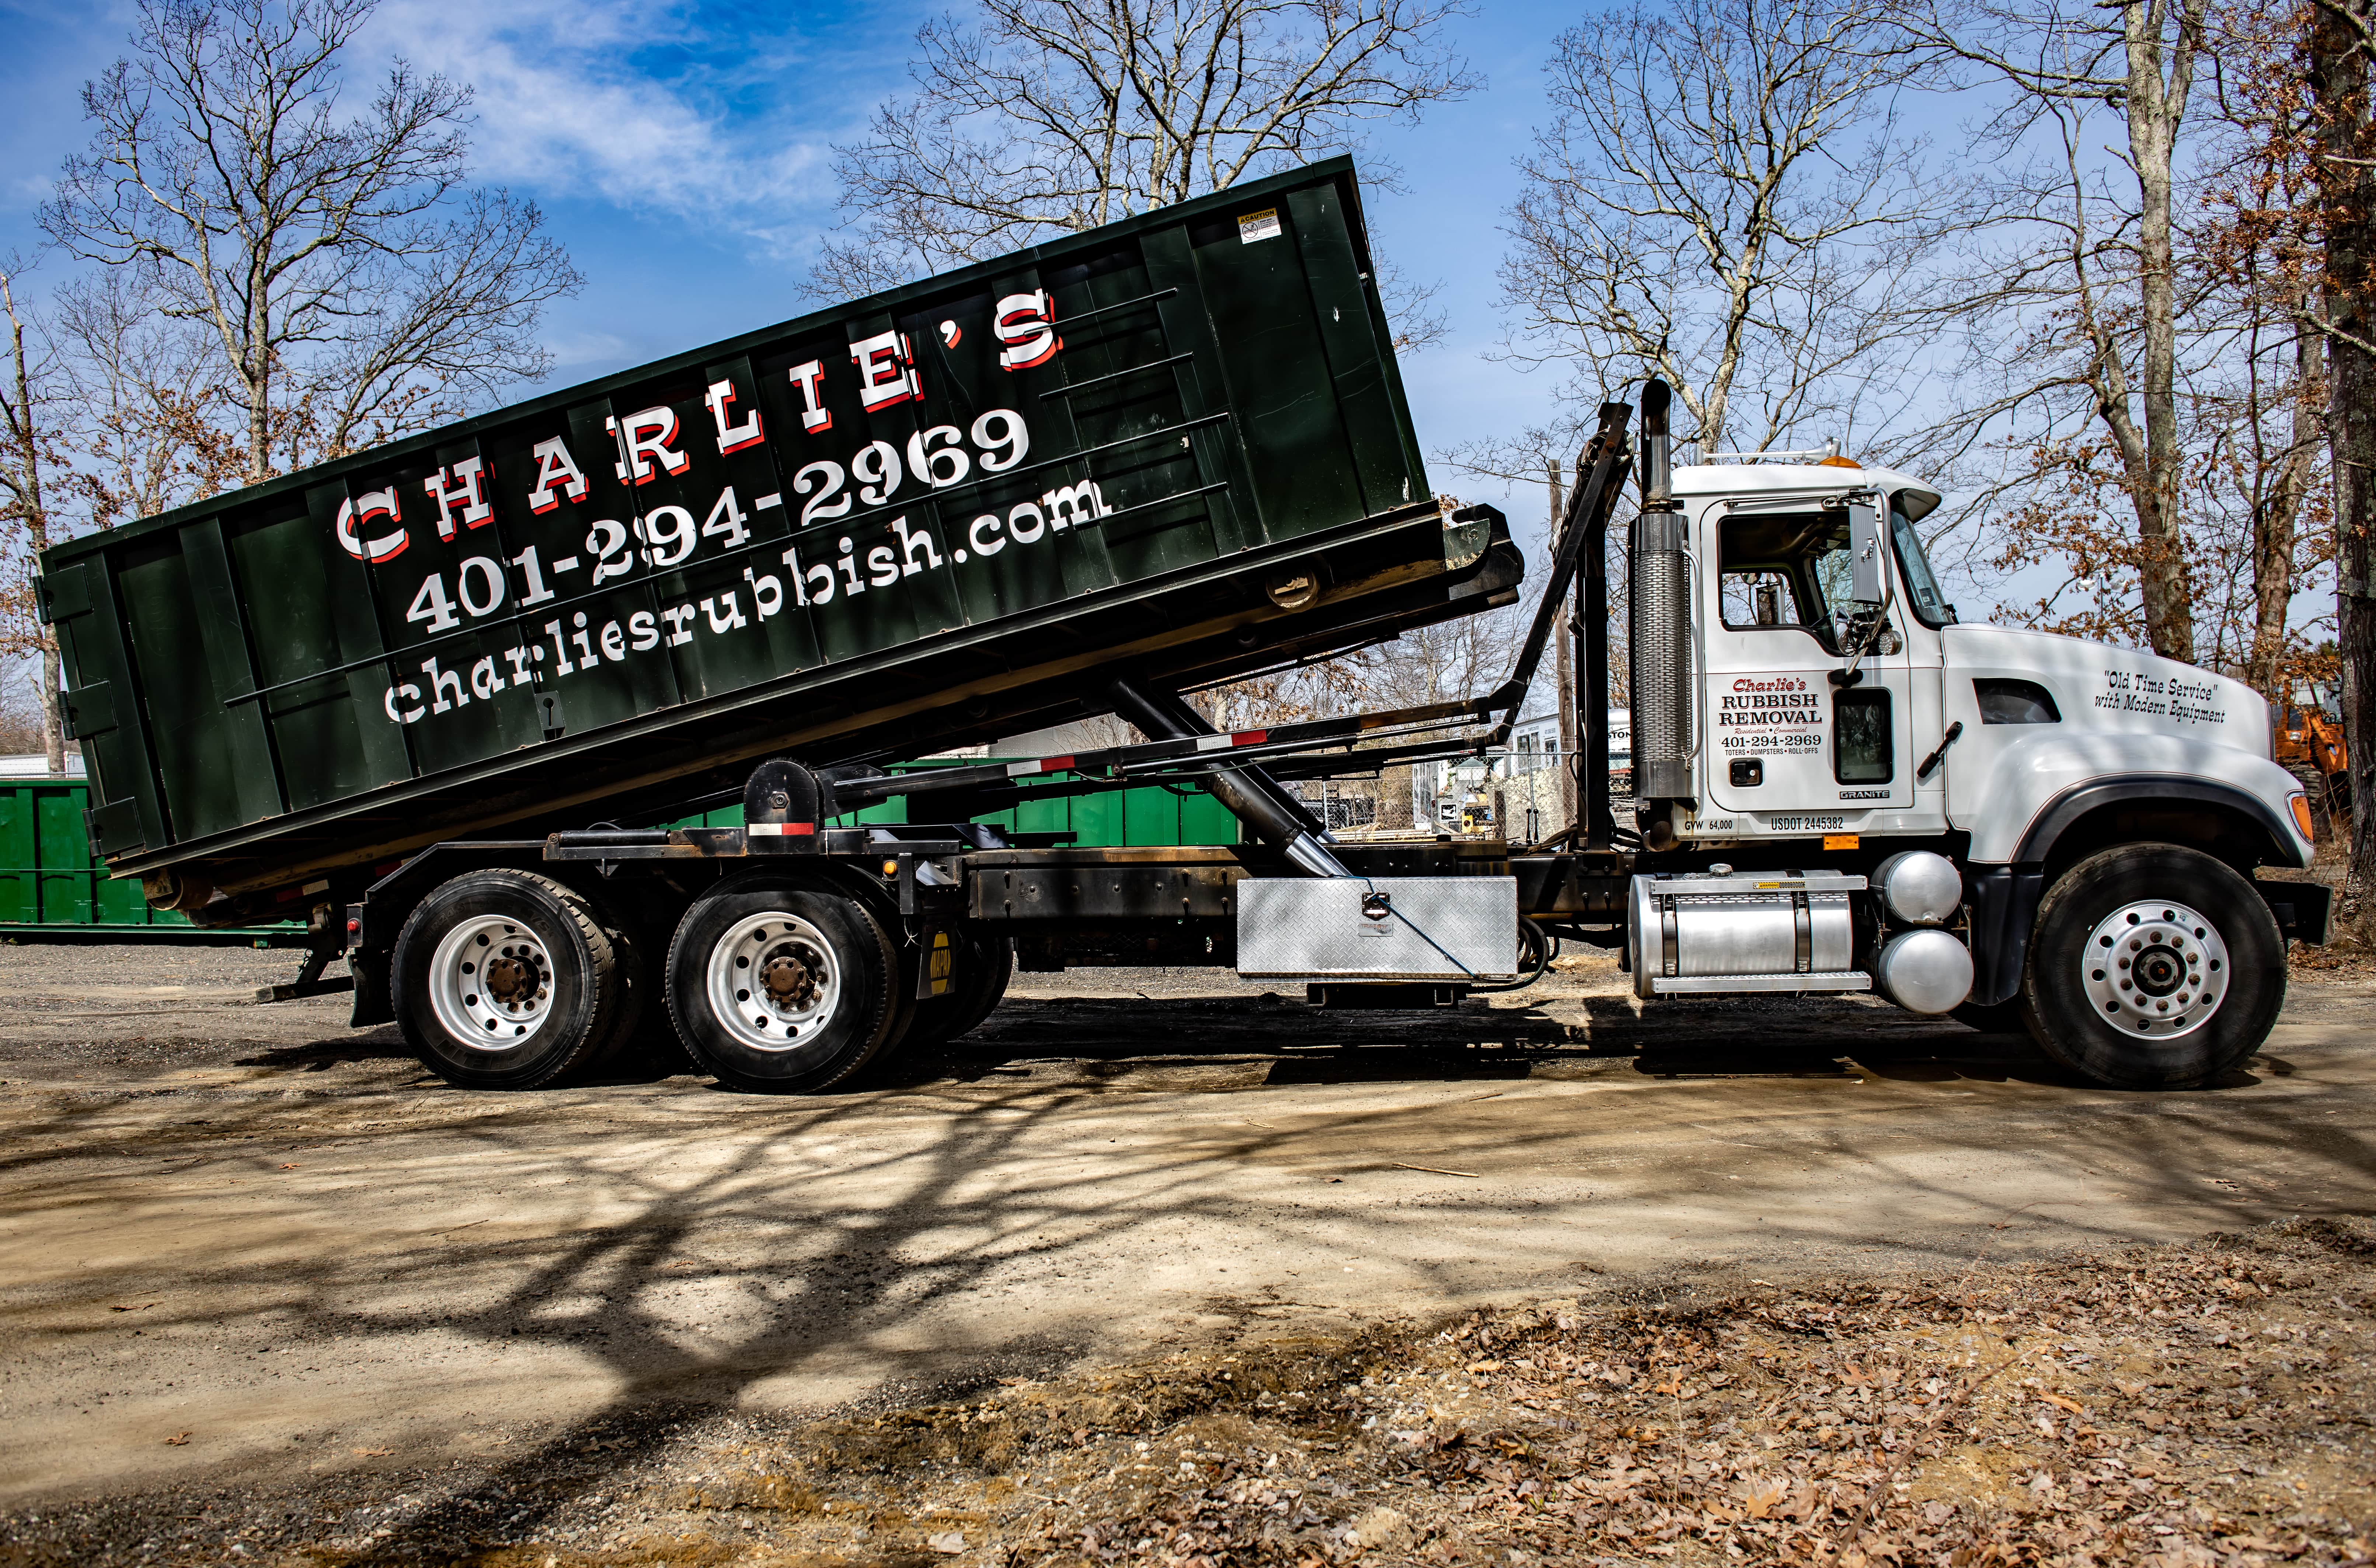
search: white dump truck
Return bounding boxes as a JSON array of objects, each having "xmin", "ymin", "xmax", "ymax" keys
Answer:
[
  {"xmin": 1514, "ymin": 382, "xmax": 2325, "ymax": 1090},
  {"xmin": 52, "ymin": 161, "xmax": 2320, "ymax": 1096}
]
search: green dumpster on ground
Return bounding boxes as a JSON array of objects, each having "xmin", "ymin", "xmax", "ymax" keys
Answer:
[{"xmin": 0, "ymin": 758, "xmax": 305, "ymax": 944}]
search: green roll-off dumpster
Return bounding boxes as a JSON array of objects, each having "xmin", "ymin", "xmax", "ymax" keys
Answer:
[{"xmin": 0, "ymin": 759, "xmax": 305, "ymax": 943}]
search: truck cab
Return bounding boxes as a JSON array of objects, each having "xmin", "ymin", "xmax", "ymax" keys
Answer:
[
  {"xmin": 1609, "ymin": 445, "xmax": 2325, "ymax": 1089},
  {"xmin": 1668, "ymin": 460, "xmax": 2300, "ymax": 862}
]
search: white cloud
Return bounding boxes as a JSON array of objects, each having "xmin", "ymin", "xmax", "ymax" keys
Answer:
[
  {"xmin": 539, "ymin": 326, "xmax": 637, "ymax": 371},
  {"xmin": 366, "ymin": 0, "xmax": 849, "ymax": 245}
]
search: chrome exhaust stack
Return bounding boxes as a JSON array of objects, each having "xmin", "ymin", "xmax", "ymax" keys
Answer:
[{"xmin": 1630, "ymin": 381, "xmax": 1692, "ymax": 845}]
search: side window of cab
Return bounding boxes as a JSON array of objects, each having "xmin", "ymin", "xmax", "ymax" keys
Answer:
[{"xmin": 1716, "ymin": 511, "xmax": 1856, "ymax": 654}]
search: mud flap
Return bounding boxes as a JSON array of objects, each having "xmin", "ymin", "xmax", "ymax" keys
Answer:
[{"xmin": 2257, "ymin": 879, "xmax": 2333, "ymax": 946}]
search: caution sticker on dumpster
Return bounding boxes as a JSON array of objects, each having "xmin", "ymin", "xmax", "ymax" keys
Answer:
[{"xmin": 1238, "ymin": 209, "xmax": 1281, "ymax": 244}]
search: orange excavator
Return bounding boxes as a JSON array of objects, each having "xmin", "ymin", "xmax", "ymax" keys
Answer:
[{"xmin": 2276, "ymin": 680, "xmax": 2351, "ymax": 832}]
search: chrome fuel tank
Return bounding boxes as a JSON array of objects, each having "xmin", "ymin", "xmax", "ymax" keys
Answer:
[{"xmin": 1628, "ymin": 869, "xmax": 1870, "ymax": 999}]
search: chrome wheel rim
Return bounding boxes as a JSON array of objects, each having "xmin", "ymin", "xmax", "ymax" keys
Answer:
[
  {"xmin": 429, "ymin": 915, "xmax": 554, "ymax": 1050},
  {"xmin": 706, "ymin": 911, "xmax": 839, "ymax": 1052},
  {"xmin": 2080, "ymin": 898, "xmax": 2230, "ymax": 1040}
]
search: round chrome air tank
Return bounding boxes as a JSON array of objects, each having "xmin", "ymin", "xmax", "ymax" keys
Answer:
[
  {"xmin": 1876, "ymin": 927, "xmax": 1975, "ymax": 1013},
  {"xmin": 1871, "ymin": 850, "xmax": 1963, "ymax": 926}
]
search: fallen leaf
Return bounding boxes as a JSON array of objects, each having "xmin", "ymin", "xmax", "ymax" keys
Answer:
[
  {"xmin": 927, "ymin": 1529, "xmax": 966, "ymax": 1554},
  {"xmin": 1742, "ymin": 1483, "xmax": 1785, "ymax": 1520},
  {"xmin": 2039, "ymin": 1393, "xmax": 2085, "ymax": 1414},
  {"xmin": 164, "ymin": 1432, "xmax": 191, "ymax": 1446},
  {"xmin": 279, "ymin": 1163, "xmax": 300, "ymax": 1171},
  {"xmin": 352, "ymin": 1447, "xmax": 393, "ymax": 1458}
]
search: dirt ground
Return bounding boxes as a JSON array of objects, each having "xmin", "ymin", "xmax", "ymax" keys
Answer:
[{"xmin": 0, "ymin": 943, "xmax": 2369, "ymax": 1565}]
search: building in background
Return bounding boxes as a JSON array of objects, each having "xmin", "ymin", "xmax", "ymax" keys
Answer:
[{"xmin": 1410, "ymin": 706, "xmax": 1632, "ymax": 841}]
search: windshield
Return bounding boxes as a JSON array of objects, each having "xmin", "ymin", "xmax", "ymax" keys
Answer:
[{"xmin": 1892, "ymin": 501, "xmax": 1955, "ymax": 627}]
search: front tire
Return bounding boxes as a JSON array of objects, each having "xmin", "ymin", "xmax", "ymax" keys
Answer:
[
  {"xmin": 2020, "ymin": 844, "xmax": 2283, "ymax": 1089},
  {"xmin": 665, "ymin": 880, "xmax": 902, "ymax": 1093},
  {"xmin": 393, "ymin": 870, "xmax": 626, "ymax": 1090}
]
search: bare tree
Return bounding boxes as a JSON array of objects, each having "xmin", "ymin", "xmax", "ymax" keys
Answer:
[
  {"xmin": 2193, "ymin": 0, "xmax": 2334, "ymax": 694},
  {"xmin": 0, "ymin": 266, "xmax": 70, "ymax": 773},
  {"xmin": 2299, "ymin": 0, "xmax": 2376, "ymax": 928},
  {"xmin": 1497, "ymin": 0, "xmax": 1945, "ymax": 459},
  {"xmin": 819, "ymin": 0, "xmax": 1476, "ymax": 343},
  {"xmin": 2202, "ymin": 291, "xmax": 2329, "ymax": 696},
  {"xmin": 51, "ymin": 269, "xmax": 245, "ymax": 529},
  {"xmin": 43, "ymin": 0, "xmax": 579, "ymax": 487},
  {"xmin": 1899, "ymin": 0, "xmax": 2209, "ymax": 662},
  {"xmin": 0, "ymin": 666, "xmax": 51, "ymax": 757}
]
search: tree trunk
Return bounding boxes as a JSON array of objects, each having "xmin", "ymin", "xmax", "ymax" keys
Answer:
[
  {"xmin": 39, "ymin": 642, "xmax": 63, "ymax": 775},
  {"xmin": 247, "ymin": 357, "xmax": 272, "ymax": 485},
  {"xmin": 2125, "ymin": 0, "xmax": 2201, "ymax": 663},
  {"xmin": 2248, "ymin": 323, "xmax": 2323, "ymax": 695},
  {"xmin": 4, "ymin": 287, "xmax": 65, "ymax": 774},
  {"xmin": 1550, "ymin": 458, "xmax": 1577, "ymax": 832},
  {"xmin": 2308, "ymin": 0, "xmax": 2376, "ymax": 937}
]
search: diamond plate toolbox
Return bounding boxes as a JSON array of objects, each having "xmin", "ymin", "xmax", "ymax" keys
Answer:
[{"xmin": 1236, "ymin": 877, "xmax": 1518, "ymax": 981}]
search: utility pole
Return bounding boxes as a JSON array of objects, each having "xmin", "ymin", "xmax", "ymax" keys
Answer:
[{"xmin": 1550, "ymin": 457, "xmax": 1578, "ymax": 831}]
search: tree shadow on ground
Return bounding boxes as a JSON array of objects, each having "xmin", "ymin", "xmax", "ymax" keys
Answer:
[{"xmin": 11, "ymin": 979, "xmax": 2367, "ymax": 1562}]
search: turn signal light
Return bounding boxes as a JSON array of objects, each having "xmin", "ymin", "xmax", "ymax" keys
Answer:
[{"xmin": 2289, "ymin": 792, "xmax": 2315, "ymax": 841}]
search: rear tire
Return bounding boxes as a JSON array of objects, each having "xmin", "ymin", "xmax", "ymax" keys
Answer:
[
  {"xmin": 665, "ymin": 879, "xmax": 902, "ymax": 1093},
  {"xmin": 2019, "ymin": 843, "xmax": 2283, "ymax": 1089},
  {"xmin": 393, "ymin": 870, "xmax": 623, "ymax": 1090}
]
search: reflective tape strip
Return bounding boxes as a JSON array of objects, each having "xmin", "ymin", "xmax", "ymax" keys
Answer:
[
  {"xmin": 1196, "ymin": 730, "xmax": 1266, "ymax": 753},
  {"xmin": 747, "ymin": 822, "xmax": 814, "ymax": 837}
]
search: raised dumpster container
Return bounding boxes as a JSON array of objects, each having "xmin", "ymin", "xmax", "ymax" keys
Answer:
[{"xmin": 41, "ymin": 157, "xmax": 1501, "ymax": 929}]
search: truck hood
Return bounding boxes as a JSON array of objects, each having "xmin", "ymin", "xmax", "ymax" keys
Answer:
[{"xmin": 1940, "ymin": 624, "xmax": 2271, "ymax": 761}]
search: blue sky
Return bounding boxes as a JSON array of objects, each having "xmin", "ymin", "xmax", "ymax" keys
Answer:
[
  {"xmin": 0, "ymin": 0, "xmax": 1580, "ymax": 535},
  {"xmin": 3, "ymin": 0, "xmax": 2326, "ymax": 658}
]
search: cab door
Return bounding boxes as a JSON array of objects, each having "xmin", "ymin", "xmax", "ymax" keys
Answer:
[{"xmin": 1702, "ymin": 497, "xmax": 1913, "ymax": 824}]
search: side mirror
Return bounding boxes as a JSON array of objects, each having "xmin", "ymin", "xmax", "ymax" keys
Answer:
[{"xmin": 1847, "ymin": 500, "xmax": 1883, "ymax": 605}]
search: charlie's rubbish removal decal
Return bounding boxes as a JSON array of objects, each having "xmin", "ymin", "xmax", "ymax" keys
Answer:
[{"xmin": 1717, "ymin": 675, "xmax": 1826, "ymax": 757}]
